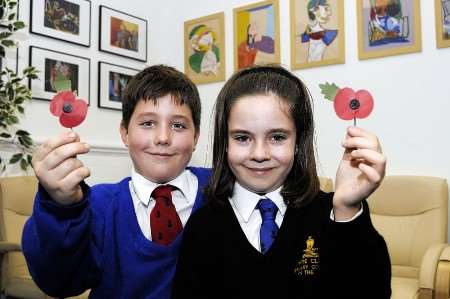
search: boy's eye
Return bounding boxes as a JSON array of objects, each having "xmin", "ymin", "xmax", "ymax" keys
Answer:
[
  {"xmin": 172, "ymin": 122, "xmax": 187, "ymax": 130},
  {"xmin": 271, "ymin": 134, "xmax": 287, "ymax": 143},
  {"xmin": 140, "ymin": 121, "xmax": 155, "ymax": 128},
  {"xmin": 233, "ymin": 134, "xmax": 250, "ymax": 143}
]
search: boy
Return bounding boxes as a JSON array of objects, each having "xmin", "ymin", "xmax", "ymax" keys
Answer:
[{"xmin": 22, "ymin": 65, "xmax": 210, "ymax": 299}]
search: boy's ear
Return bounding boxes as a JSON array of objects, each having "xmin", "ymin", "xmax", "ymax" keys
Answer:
[
  {"xmin": 193, "ymin": 129, "xmax": 200, "ymax": 151},
  {"xmin": 119, "ymin": 121, "xmax": 129, "ymax": 147}
]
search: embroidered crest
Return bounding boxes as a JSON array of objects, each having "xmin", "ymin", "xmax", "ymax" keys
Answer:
[{"xmin": 294, "ymin": 236, "xmax": 320, "ymax": 277}]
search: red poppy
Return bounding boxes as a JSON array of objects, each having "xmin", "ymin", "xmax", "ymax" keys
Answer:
[
  {"xmin": 50, "ymin": 91, "xmax": 88, "ymax": 128},
  {"xmin": 333, "ymin": 87, "xmax": 374, "ymax": 121}
]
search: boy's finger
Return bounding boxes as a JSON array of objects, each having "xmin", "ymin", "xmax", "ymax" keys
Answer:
[
  {"xmin": 33, "ymin": 131, "xmax": 80, "ymax": 163},
  {"xmin": 60, "ymin": 166, "xmax": 91, "ymax": 192},
  {"xmin": 41, "ymin": 142, "xmax": 90, "ymax": 171},
  {"xmin": 50, "ymin": 157, "xmax": 85, "ymax": 181}
]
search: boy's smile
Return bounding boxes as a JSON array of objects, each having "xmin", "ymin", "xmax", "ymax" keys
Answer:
[
  {"xmin": 227, "ymin": 94, "xmax": 296, "ymax": 194},
  {"xmin": 120, "ymin": 94, "xmax": 199, "ymax": 183}
]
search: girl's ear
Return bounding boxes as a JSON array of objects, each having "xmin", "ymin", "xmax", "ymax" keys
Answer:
[{"xmin": 295, "ymin": 145, "xmax": 299, "ymax": 154}]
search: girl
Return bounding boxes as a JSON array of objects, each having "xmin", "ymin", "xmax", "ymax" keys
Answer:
[{"xmin": 172, "ymin": 65, "xmax": 391, "ymax": 299}]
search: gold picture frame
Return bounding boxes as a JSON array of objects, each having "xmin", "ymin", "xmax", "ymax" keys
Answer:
[
  {"xmin": 233, "ymin": 0, "xmax": 280, "ymax": 72},
  {"xmin": 290, "ymin": 0, "xmax": 345, "ymax": 70},
  {"xmin": 435, "ymin": 0, "xmax": 450, "ymax": 48},
  {"xmin": 184, "ymin": 12, "xmax": 225, "ymax": 84},
  {"xmin": 357, "ymin": 0, "xmax": 422, "ymax": 60}
]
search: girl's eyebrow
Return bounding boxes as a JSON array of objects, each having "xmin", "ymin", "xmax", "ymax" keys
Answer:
[{"xmin": 228, "ymin": 128, "xmax": 293, "ymax": 134}]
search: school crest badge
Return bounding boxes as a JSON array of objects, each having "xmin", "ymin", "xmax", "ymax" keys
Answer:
[{"xmin": 294, "ymin": 236, "xmax": 320, "ymax": 277}]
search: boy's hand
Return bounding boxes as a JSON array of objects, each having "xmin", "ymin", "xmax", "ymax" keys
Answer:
[
  {"xmin": 333, "ymin": 127, "xmax": 386, "ymax": 220},
  {"xmin": 32, "ymin": 131, "xmax": 91, "ymax": 206}
]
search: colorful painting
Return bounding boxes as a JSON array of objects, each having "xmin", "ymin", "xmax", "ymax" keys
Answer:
[
  {"xmin": 99, "ymin": 6, "xmax": 147, "ymax": 61},
  {"xmin": 234, "ymin": 0, "xmax": 280, "ymax": 71},
  {"xmin": 435, "ymin": 0, "xmax": 450, "ymax": 48},
  {"xmin": 44, "ymin": 0, "xmax": 80, "ymax": 35},
  {"xmin": 44, "ymin": 58, "xmax": 79, "ymax": 93},
  {"xmin": 357, "ymin": 0, "xmax": 422, "ymax": 60},
  {"xmin": 290, "ymin": 0, "xmax": 345, "ymax": 69},
  {"xmin": 29, "ymin": 46, "xmax": 90, "ymax": 103},
  {"xmin": 184, "ymin": 12, "xmax": 225, "ymax": 84},
  {"xmin": 110, "ymin": 17, "xmax": 139, "ymax": 52},
  {"xmin": 98, "ymin": 61, "xmax": 139, "ymax": 111},
  {"xmin": 31, "ymin": 0, "xmax": 91, "ymax": 47}
]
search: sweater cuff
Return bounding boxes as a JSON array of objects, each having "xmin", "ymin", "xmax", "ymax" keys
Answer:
[{"xmin": 37, "ymin": 181, "xmax": 90, "ymax": 218}]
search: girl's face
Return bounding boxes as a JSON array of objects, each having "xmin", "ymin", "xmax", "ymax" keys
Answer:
[{"xmin": 227, "ymin": 94, "xmax": 296, "ymax": 194}]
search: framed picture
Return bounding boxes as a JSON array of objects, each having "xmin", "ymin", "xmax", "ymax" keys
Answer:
[
  {"xmin": 233, "ymin": 0, "xmax": 280, "ymax": 71},
  {"xmin": 29, "ymin": 46, "xmax": 90, "ymax": 103},
  {"xmin": 290, "ymin": 0, "xmax": 345, "ymax": 70},
  {"xmin": 435, "ymin": 0, "xmax": 450, "ymax": 48},
  {"xmin": 98, "ymin": 61, "xmax": 139, "ymax": 111},
  {"xmin": 357, "ymin": 0, "xmax": 422, "ymax": 60},
  {"xmin": 99, "ymin": 6, "xmax": 148, "ymax": 62},
  {"xmin": 184, "ymin": 12, "xmax": 225, "ymax": 85},
  {"xmin": 30, "ymin": 0, "xmax": 91, "ymax": 47}
]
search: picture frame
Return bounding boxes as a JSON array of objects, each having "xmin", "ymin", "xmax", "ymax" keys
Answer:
[
  {"xmin": 290, "ymin": 0, "xmax": 345, "ymax": 70},
  {"xmin": 30, "ymin": 0, "xmax": 91, "ymax": 47},
  {"xmin": 29, "ymin": 46, "xmax": 90, "ymax": 103},
  {"xmin": 99, "ymin": 6, "xmax": 148, "ymax": 62},
  {"xmin": 435, "ymin": 0, "xmax": 450, "ymax": 48},
  {"xmin": 184, "ymin": 12, "xmax": 225, "ymax": 85},
  {"xmin": 98, "ymin": 61, "xmax": 139, "ymax": 111},
  {"xmin": 233, "ymin": 0, "xmax": 280, "ymax": 71},
  {"xmin": 357, "ymin": 0, "xmax": 422, "ymax": 60}
]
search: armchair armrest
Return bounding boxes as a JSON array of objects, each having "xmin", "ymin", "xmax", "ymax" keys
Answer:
[
  {"xmin": 0, "ymin": 241, "xmax": 21, "ymax": 253},
  {"xmin": 434, "ymin": 245, "xmax": 450, "ymax": 299},
  {"xmin": 419, "ymin": 243, "xmax": 447, "ymax": 290}
]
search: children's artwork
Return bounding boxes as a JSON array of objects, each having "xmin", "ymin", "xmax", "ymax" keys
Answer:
[
  {"xmin": 435, "ymin": 0, "xmax": 450, "ymax": 48},
  {"xmin": 184, "ymin": 12, "xmax": 225, "ymax": 84},
  {"xmin": 50, "ymin": 90, "xmax": 88, "ymax": 128},
  {"xmin": 290, "ymin": 0, "xmax": 345, "ymax": 70},
  {"xmin": 319, "ymin": 82, "xmax": 374, "ymax": 126},
  {"xmin": 29, "ymin": 46, "xmax": 90, "ymax": 103},
  {"xmin": 30, "ymin": 0, "xmax": 91, "ymax": 47},
  {"xmin": 233, "ymin": 0, "xmax": 280, "ymax": 71},
  {"xmin": 357, "ymin": 0, "xmax": 422, "ymax": 60},
  {"xmin": 98, "ymin": 61, "xmax": 139, "ymax": 111},
  {"xmin": 99, "ymin": 6, "xmax": 147, "ymax": 61}
]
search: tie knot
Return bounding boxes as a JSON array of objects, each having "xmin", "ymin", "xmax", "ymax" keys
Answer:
[
  {"xmin": 257, "ymin": 198, "xmax": 278, "ymax": 221},
  {"xmin": 152, "ymin": 185, "xmax": 174, "ymax": 201}
]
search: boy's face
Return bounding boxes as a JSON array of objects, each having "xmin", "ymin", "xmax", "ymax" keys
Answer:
[
  {"xmin": 227, "ymin": 94, "xmax": 296, "ymax": 194},
  {"xmin": 120, "ymin": 94, "xmax": 199, "ymax": 183}
]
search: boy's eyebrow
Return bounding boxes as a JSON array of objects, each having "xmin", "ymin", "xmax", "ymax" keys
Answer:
[{"xmin": 135, "ymin": 112, "xmax": 191, "ymax": 120}]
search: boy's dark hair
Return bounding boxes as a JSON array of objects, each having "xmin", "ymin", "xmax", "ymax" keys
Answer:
[
  {"xmin": 205, "ymin": 65, "xmax": 320, "ymax": 207},
  {"xmin": 122, "ymin": 65, "xmax": 201, "ymax": 131}
]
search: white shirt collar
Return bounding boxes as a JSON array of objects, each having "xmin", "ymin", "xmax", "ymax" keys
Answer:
[
  {"xmin": 131, "ymin": 168, "xmax": 192, "ymax": 206},
  {"xmin": 230, "ymin": 182, "xmax": 287, "ymax": 223}
]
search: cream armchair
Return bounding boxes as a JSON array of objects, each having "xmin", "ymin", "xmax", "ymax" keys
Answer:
[
  {"xmin": 0, "ymin": 176, "xmax": 89, "ymax": 299},
  {"xmin": 368, "ymin": 176, "xmax": 450, "ymax": 299}
]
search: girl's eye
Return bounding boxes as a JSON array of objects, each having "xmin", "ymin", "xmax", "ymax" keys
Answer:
[
  {"xmin": 140, "ymin": 121, "xmax": 155, "ymax": 128},
  {"xmin": 233, "ymin": 134, "xmax": 250, "ymax": 143},
  {"xmin": 172, "ymin": 122, "xmax": 187, "ymax": 130},
  {"xmin": 271, "ymin": 134, "xmax": 287, "ymax": 143}
]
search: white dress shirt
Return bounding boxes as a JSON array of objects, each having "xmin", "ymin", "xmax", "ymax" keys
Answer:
[
  {"xmin": 129, "ymin": 168, "xmax": 198, "ymax": 241},
  {"xmin": 229, "ymin": 182, "xmax": 363, "ymax": 252}
]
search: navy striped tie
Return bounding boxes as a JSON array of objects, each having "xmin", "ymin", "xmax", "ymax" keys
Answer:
[{"xmin": 256, "ymin": 198, "xmax": 279, "ymax": 254}]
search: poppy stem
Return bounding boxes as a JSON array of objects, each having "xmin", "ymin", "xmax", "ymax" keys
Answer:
[{"xmin": 353, "ymin": 117, "xmax": 356, "ymax": 127}]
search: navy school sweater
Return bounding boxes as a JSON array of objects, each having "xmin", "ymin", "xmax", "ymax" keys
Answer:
[
  {"xmin": 172, "ymin": 191, "xmax": 392, "ymax": 299},
  {"xmin": 22, "ymin": 167, "xmax": 211, "ymax": 299}
]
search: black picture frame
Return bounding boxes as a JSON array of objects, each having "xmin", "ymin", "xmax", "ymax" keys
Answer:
[
  {"xmin": 29, "ymin": 45, "xmax": 90, "ymax": 104},
  {"xmin": 98, "ymin": 61, "xmax": 140, "ymax": 111},
  {"xmin": 30, "ymin": 0, "xmax": 91, "ymax": 47},
  {"xmin": 99, "ymin": 5, "xmax": 148, "ymax": 62}
]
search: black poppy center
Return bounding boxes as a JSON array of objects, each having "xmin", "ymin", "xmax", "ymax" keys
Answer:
[
  {"xmin": 63, "ymin": 103, "xmax": 73, "ymax": 113},
  {"xmin": 349, "ymin": 99, "xmax": 360, "ymax": 110}
]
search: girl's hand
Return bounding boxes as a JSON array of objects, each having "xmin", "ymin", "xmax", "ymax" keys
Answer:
[{"xmin": 333, "ymin": 127, "xmax": 386, "ymax": 220}]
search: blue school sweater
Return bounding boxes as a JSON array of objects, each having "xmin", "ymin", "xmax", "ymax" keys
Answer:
[{"xmin": 22, "ymin": 167, "xmax": 211, "ymax": 299}]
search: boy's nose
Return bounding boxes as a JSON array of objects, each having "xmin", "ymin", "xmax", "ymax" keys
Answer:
[
  {"xmin": 251, "ymin": 140, "xmax": 270, "ymax": 162},
  {"xmin": 154, "ymin": 126, "xmax": 171, "ymax": 145}
]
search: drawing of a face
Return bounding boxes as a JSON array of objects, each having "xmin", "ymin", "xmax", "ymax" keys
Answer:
[{"xmin": 314, "ymin": 4, "xmax": 331, "ymax": 24}]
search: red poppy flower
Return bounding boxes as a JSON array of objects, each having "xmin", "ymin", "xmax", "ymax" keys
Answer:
[
  {"xmin": 50, "ymin": 91, "xmax": 88, "ymax": 128},
  {"xmin": 333, "ymin": 87, "xmax": 374, "ymax": 121}
]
